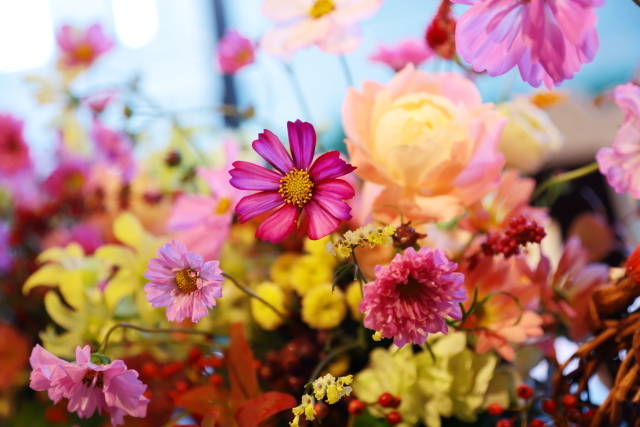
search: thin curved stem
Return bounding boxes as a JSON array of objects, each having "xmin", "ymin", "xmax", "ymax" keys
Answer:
[
  {"xmin": 284, "ymin": 63, "xmax": 313, "ymax": 121},
  {"xmin": 306, "ymin": 341, "xmax": 362, "ymax": 386},
  {"xmin": 99, "ymin": 323, "xmax": 213, "ymax": 354},
  {"xmin": 532, "ymin": 162, "xmax": 599, "ymax": 200},
  {"xmin": 222, "ymin": 272, "xmax": 289, "ymax": 323},
  {"xmin": 339, "ymin": 55, "xmax": 355, "ymax": 88}
]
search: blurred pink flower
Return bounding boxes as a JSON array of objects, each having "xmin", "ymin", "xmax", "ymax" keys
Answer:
[
  {"xmin": 0, "ymin": 222, "xmax": 12, "ymax": 273},
  {"xmin": 359, "ymin": 246, "xmax": 467, "ymax": 347},
  {"xmin": 229, "ymin": 120, "xmax": 356, "ymax": 243},
  {"xmin": 369, "ymin": 38, "xmax": 433, "ymax": 72},
  {"xmin": 596, "ymin": 83, "xmax": 640, "ymax": 198},
  {"xmin": 84, "ymin": 90, "xmax": 116, "ymax": 114},
  {"xmin": 217, "ymin": 29, "xmax": 255, "ymax": 74},
  {"xmin": 343, "ymin": 65, "xmax": 505, "ymax": 223},
  {"xmin": 0, "ymin": 114, "xmax": 31, "ymax": 179},
  {"xmin": 167, "ymin": 143, "xmax": 240, "ymax": 260},
  {"xmin": 452, "ymin": 0, "xmax": 602, "ymax": 89},
  {"xmin": 92, "ymin": 120, "xmax": 135, "ymax": 181},
  {"xmin": 43, "ymin": 153, "xmax": 89, "ymax": 200},
  {"xmin": 29, "ymin": 345, "xmax": 149, "ymax": 426},
  {"xmin": 57, "ymin": 23, "xmax": 114, "ymax": 68},
  {"xmin": 260, "ymin": 0, "xmax": 382, "ymax": 57},
  {"xmin": 44, "ymin": 223, "xmax": 105, "ymax": 255},
  {"xmin": 143, "ymin": 240, "xmax": 224, "ymax": 322}
]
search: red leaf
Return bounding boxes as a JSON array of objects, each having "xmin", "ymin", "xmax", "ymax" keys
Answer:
[
  {"xmin": 228, "ymin": 323, "xmax": 261, "ymax": 408},
  {"xmin": 201, "ymin": 412, "xmax": 219, "ymax": 427},
  {"xmin": 175, "ymin": 385, "xmax": 227, "ymax": 417},
  {"xmin": 234, "ymin": 392, "xmax": 298, "ymax": 427}
]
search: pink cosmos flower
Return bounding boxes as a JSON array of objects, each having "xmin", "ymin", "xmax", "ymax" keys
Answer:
[
  {"xmin": 217, "ymin": 29, "xmax": 255, "ymax": 74},
  {"xmin": 143, "ymin": 240, "xmax": 224, "ymax": 322},
  {"xmin": 29, "ymin": 345, "xmax": 149, "ymax": 426},
  {"xmin": 260, "ymin": 0, "xmax": 382, "ymax": 57},
  {"xmin": 369, "ymin": 38, "xmax": 433, "ymax": 72},
  {"xmin": 358, "ymin": 246, "xmax": 467, "ymax": 347},
  {"xmin": 596, "ymin": 83, "xmax": 640, "ymax": 198},
  {"xmin": 92, "ymin": 120, "xmax": 135, "ymax": 181},
  {"xmin": 167, "ymin": 143, "xmax": 240, "ymax": 261},
  {"xmin": 229, "ymin": 120, "xmax": 356, "ymax": 243},
  {"xmin": 0, "ymin": 114, "xmax": 31, "ymax": 178},
  {"xmin": 57, "ymin": 23, "xmax": 114, "ymax": 68},
  {"xmin": 452, "ymin": 0, "xmax": 603, "ymax": 89}
]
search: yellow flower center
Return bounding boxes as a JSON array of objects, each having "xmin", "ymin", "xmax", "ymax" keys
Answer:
[
  {"xmin": 215, "ymin": 197, "xmax": 231, "ymax": 214},
  {"xmin": 309, "ymin": 0, "xmax": 335, "ymax": 18},
  {"xmin": 235, "ymin": 48, "xmax": 252, "ymax": 64},
  {"xmin": 75, "ymin": 44, "xmax": 94, "ymax": 61},
  {"xmin": 175, "ymin": 268, "xmax": 199, "ymax": 293},
  {"xmin": 82, "ymin": 369, "xmax": 104, "ymax": 389},
  {"xmin": 279, "ymin": 168, "xmax": 314, "ymax": 207},
  {"xmin": 396, "ymin": 276, "xmax": 422, "ymax": 300}
]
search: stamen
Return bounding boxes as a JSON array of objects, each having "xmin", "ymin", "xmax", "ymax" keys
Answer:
[
  {"xmin": 175, "ymin": 268, "xmax": 199, "ymax": 293},
  {"xmin": 82, "ymin": 370, "xmax": 105, "ymax": 389},
  {"xmin": 396, "ymin": 276, "xmax": 422, "ymax": 300},
  {"xmin": 279, "ymin": 169, "xmax": 314, "ymax": 207},
  {"xmin": 309, "ymin": 0, "xmax": 335, "ymax": 19}
]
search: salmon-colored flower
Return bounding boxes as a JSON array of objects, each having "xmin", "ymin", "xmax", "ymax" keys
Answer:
[
  {"xmin": 342, "ymin": 65, "xmax": 505, "ymax": 222},
  {"xmin": 217, "ymin": 29, "xmax": 255, "ymax": 74}
]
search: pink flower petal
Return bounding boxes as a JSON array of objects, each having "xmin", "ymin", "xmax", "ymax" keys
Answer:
[
  {"xmin": 255, "ymin": 203, "xmax": 299, "ymax": 243},
  {"xmin": 252, "ymin": 130, "xmax": 294, "ymax": 174},
  {"xmin": 229, "ymin": 161, "xmax": 282, "ymax": 191},
  {"xmin": 287, "ymin": 120, "xmax": 316, "ymax": 169},
  {"xmin": 235, "ymin": 191, "xmax": 284, "ymax": 222},
  {"xmin": 304, "ymin": 198, "xmax": 342, "ymax": 240},
  {"xmin": 309, "ymin": 151, "xmax": 356, "ymax": 181}
]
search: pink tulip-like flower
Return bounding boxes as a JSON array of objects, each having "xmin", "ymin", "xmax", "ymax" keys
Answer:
[
  {"xmin": 29, "ymin": 345, "xmax": 149, "ymax": 426},
  {"xmin": 92, "ymin": 120, "xmax": 135, "ymax": 181},
  {"xmin": 57, "ymin": 23, "xmax": 114, "ymax": 68},
  {"xmin": 217, "ymin": 29, "xmax": 255, "ymax": 74},
  {"xmin": 229, "ymin": 120, "xmax": 356, "ymax": 243},
  {"xmin": 0, "ymin": 114, "xmax": 31, "ymax": 179},
  {"xmin": 358, "ymin": 246, "xmax": 467, "ymax": 347},
  {"xmin": 260, "ymin": 0, "xmax": 382, "ymax": 57},
  {"xmin": 369, "ymin": 38, "xmax": 433, "ymax": 72},
  {"xmin": 343, "ymin": 65, "xmax": 505, "ymax": 223},
  {"xmin": 452, "ymin": 0, "xmax": 603, "ymax": 89},
  {"xmin": 143, "ymin": 240, "xmax": 224, "ymax": 322},
  {"xmin": 596, "ymin": 83, "xmax": 640, "ymax": 198}
]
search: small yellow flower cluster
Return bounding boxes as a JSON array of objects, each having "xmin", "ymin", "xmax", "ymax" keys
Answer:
[
  {"xmin": 325, "ymin": 224, "xmax": 396, "ymax": 258},
  {"xmin": 372, "ymin": 331, "xmax": 383, "ymax": 341},
  {"xmin": 290, "ymin": 373, "xmax": 354, "ymax": 427}
]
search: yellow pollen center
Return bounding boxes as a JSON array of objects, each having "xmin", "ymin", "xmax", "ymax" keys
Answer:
[
  {"xmin": 279, "ymin": 169, "xmax": 314, "ymax": 207},
  {"xmin": 175, "ymin": 268, "xmax": 199, "ymax": 293},
  {"xmin": 396, "ymin": 276, "xmax": 422, "ymax": 301},
  {"xmin": 82, "ymin": 370, "xmax": 104, "ymax": 389},
  {"xmin": 215, "ymin": 197, "xmax": 232, "ymax": 214},
  {"xmin": 309, "ymin": 0, "xmax": 335, "ymax": 18},
  {"xmin": 235, "ymin": 49, "xmax": 252, "ymax": 64},
  {"xmin": 75, "ymin": 44, "xmax": 94, "ymax": 61}
]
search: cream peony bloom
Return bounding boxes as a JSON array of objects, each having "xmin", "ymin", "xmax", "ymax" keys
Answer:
[{"xmin": 497, "ymin": 98, "xmax": 563, "ymax": 174}]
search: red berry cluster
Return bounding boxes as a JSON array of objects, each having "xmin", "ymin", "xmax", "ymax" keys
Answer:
[
  {"xmin": 482, "ymin": 216, "xmax": 546, "ymax": 258},
  {"xmin": 258, "ymin": 337, "xmax": 323, "ymax": 395}
]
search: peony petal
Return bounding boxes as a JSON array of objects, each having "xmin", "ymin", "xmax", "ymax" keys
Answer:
[
  {"xmin": 287, "ymin": 120, "xmax": 316, "ymax": 169},
  {"xmin": 304, "ymin": 199, "xmax": 342, "ymax": 240},
  {"xmin": 255, "ymin": 203, "xmax": 299, "ymax": 243},
  {"xmin": 235, "ymin": 191, "xmax": 284, "ymax": 222},
  {"xmin": 252, "ymin": 130, "xmax": 294, "ymax": 174},
  {"xmin": 309, "ymin": 151, "xmax": 356, "ymax": 182},
  {"xmin": 229, "ymin": 161, "xmax": 282, "ymax": 191}
]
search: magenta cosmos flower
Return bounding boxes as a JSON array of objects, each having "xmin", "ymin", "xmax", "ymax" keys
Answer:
[
  {"xmin": 369, "ymin": 38, "xmax": 434, "ymax": 72},
  {"xmin": 217, "ymin": 29, "xmax": 255, "ymax": 75},
  {"xmin": 0, "ymin": 114, "xmax": 31, "ymax": 179},
  {"xmin": 57, "ymin": 23, "xmax": 114, "ymax": 68},
  {"xmin": 229, "ymin": 120, "xmax": 356, "ymax": 243},
  {"xmin": 144, "ymin": 240, "xmax": 224, "ymax": 322},
  {"xmin": 29, "ymin": 345, "xmax": 149, "ymax": 426},
  {"xmin": 359, "ymin": 246, "xmax": 467, "ymax": 347},
  {"xmin": 597, "ymin": 83, "xmax": 640, "ymax": 199},
  {"xmin": 452, "ymin": 0, "xmax": 603, "ymax": 88}
]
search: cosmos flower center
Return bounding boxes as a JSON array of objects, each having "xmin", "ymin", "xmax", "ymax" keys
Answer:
[
  {"xmin": 236, "ymin": 49, "xmax": 252, "ymax": 63},
  {"xmin": 279, "ymin": 168, "xmax": 314, "ymax": 207},
  {"xmin": 175, "ymin": 268, "xmax": 199, "ymax": 293},
  {"xmin": 82, "ymin": 369, "xmax": 104, "ymax": 389},
  {"xmin": 215, "ymin": 197, "xmax": 232, "ymax": 214},
  {"xmin": 309, "ymin": 0, "xmax": 335, "ymax": 19},
  {"xmin": 396, "ymin": 276, "xmax": 422, "ymax": 300},
  {"xmin": 75, "ymin": 44, "xmax": 94, "ymax": 61}
]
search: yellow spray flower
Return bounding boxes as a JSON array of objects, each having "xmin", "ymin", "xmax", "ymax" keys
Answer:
[
  {"xmin": 345, "ymin": 281, "xmax": 363, "ymax": 321},
  {"xmin": 326, "ymin": 224, "xmax": 396, "ymax": 257},
  {"xmin": 269, "ymin": 252, "xmax": 300, "ymax": 289},
  {"xmin": 290, "ymin": 255, "xmax": 334, "ymax": 296},
  {"xmin": 301, "ymin": 285, "xmax": 346, "ymax": 330},
  {"xmin": 251, "ymin": 282, "xmax": 287, "ymax": 331}
]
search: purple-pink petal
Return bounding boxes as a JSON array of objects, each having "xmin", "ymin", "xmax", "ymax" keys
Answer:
[
  {"xmin": 311, "ymin": 193, "xmax": 352, "ymax": 221},
  {"xmin": 287, "ymin": 120, "xmax": 316, "ymax": 169},
  {"xmin": 309, "ymin": 151, "xmax": 357, "ymax": 182},
  {"xmin": 255, "ymin": 203, "xmax": 299, "ymax": 243},
  {"xmin": 229, "ymin": 161, "xmax": 282, "ymax": 191},
  {"xmin": 235, "ymin": 191, "xmax": 284, "ymax": 222},
  {"xmin": 314, "ymin": 178, "xmax": 356, "ymax": 200},
  {"xmin": 252, "ymin": 130, "xmax": 294, "ymax": 174},
  {"xmin": 304, "ymin": 199, "xmax": 342, "ymax": 240}
]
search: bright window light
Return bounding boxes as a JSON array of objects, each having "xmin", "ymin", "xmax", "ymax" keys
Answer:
[
  {"xmin": 0, "ymin": 0, "xmax": 54, "ymax": 73},
  {"xmin": 111, "ymin": 0, "xmax": 159, "ymax": 49}
]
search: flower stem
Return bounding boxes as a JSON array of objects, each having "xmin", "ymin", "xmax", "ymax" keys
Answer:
[
  {"xmin": 98, "ymin": 323, "xmax": 214, "ymax": 354},
  {"xmin": 284, "ymin": 63, "xmax": 313, "ymax": 121},
  {"xmin": 339, "ymin": 55, "xmax": 355, "ymax": 87},
  {"xmin": 532, "ymin": 162, "xmax": 599, "ymax": 200},
  {"xmin": 222, "ymin": 272, "xmax": 289, "ymax": 323},
  {"xmin": 306, "ymin": 341, "xmax": 362, "ymax": 387},
  {"xmin": 633, "ymin": 0, "xmax": 640, "ymax": 7},
  {"xmin": 351, "ymin": 249, "xmax": 368, "ymax": 294}
]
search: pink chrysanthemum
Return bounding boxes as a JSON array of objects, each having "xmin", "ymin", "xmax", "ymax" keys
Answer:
[
  {"xmin": 143, "ymin": 240, "xmax": 224, "ymax": 322},
  {"xmin": 452, "ymin": 0, "xmax": 603, "ymax": 89},
  {"xmin": 0, "ymin": 114, "xmax": 31, "ymax": 178},
  {"xmin": 217, "ymin": 29, "xmax": 255, "ymax": 75},
  {"xmin": 29, "ymin": 345, "xmax": 149, "ymax": 426},
  {"xmin": 369, "ymin": 38, "xmax": 434, "ymax": 72},
  {"xmin": 358, "ymin": 246, "xmax": 467, "ymax": 347},
  {"xmin": 596, "ymin": 83, "xmax": 640, "ymax": 198},
  {"xmin": 229, "ymin": 120, "xmax": 356, "ymax": 243},
  {"xmin": 57, "ymin": 23, "xmax": 114, "ymax": 68}
]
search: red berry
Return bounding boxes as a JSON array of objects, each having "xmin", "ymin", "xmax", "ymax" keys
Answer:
[
  {"xmin": 209, "ymin": 373, "xmax": 223, "ymax": 387},
  {"xmin": 175, "ymin": 380, "xmax": 189, "ymax": 393},
  {"xmin": 188, "ymin": 347, "xmax": 202, "ymax": 364},
  {"xmin": 541, "ymin": 399, "xmax": 557, "ymax": 414},
  {"xmin": 348, "ymin": 399, "xmax": 365, "ymax": 416},
  {"xmin": 141, "ymin": 362, "xmax": 158, "ymax": 378},
  {"xmin": 530, "ymin": 419, "xmax": 546, "ymax": 427},
  {"xmin": 583, "ymin": 409, "xmax": 596, "ymax": 420},
  {"xmin": 496, "ymin": 420, "xmax": 513, "ymax": 427},
  {"xmin": 517, "ymin": 384, "xmax": 534, "ymax": 399},
  {"xmin": 314, "ymin": 402, "xmax": 329, "ymax": 419},
  {"xmin": 487, "ymin": 402, "xmax": 504, "ymax": 416},
  {"xmin": 391, "ymin": 395, "xmax": 401, "ymax": 408},
  {"xmin": 562, "ymin": 394, "xmax": 578, "ymax": 409},
  {"xmin": 378, "ymin": 392, "xmax": 394, "ymax": 407},
  {"xmin": 44, "ymin": 406, "xmax": 69, "ymax": 423},
  {"xmin": 386, "ymin": 411, "xmax": 402, "ymax": 425}
]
